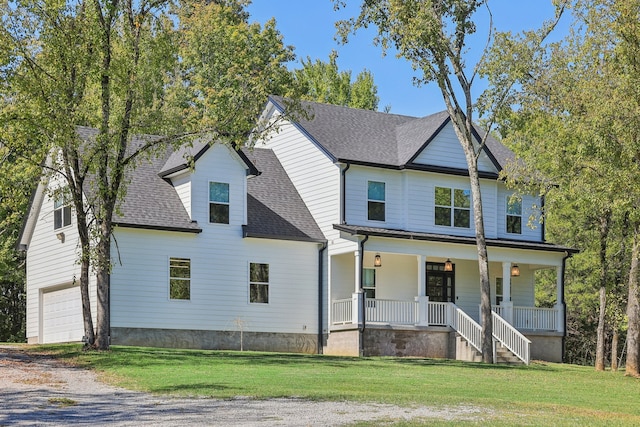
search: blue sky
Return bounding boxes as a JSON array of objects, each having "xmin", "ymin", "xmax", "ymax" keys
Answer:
[{"xmin": 247, "ymin": 1, "xmax": 570, "ymax": 117}]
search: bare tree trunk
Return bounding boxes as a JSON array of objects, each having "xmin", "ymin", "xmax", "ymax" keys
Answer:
[
  {"xmin": 470, "ymin": 168, "xmax": 493, "ymax": 363},
  {"xmin": 595, "ymin": 211, "xmax": 610, "ymax": 371},
  {"xmin": 95, "ymin": 221, "xmax": 111, "ymax": 350},
  {"xmin": 626, "ymin": 226, "xmax": 640, "ymax": 377},
  {"xmin": 612, "ymin": 328, "xmax": 619, "ymax": 372}
]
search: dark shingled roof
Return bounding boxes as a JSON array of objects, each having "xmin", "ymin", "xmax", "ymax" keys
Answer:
[
  {"xmin": 269, "ymin": 96, "xmax": 515, "ymax": 171},
  {"xmin": 113, "ymin": 144, "xmax": 202, "ymax": 233},
  {"xmin": 115, "ymin": 141, "xmax": 323, "ymax": 241},
  {"xmin": 243, "ymin": 148, "xmax": 325, "ymax": 242}
]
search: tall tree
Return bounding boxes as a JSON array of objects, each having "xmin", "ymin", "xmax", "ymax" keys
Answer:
[
  {"xmin": 0, "ymin": 0, "xmax": 295, "ymax": 350},
  {"xmin": 293, "ymin": 51, "xmax": 379, "ymax": 110},
  {"xmin": 491, "ymin": 0, "xmax": 640, "ymax": 371},
  {"xmin": 335, "ymin": 0, "xmax": 564, "ymax": 362}
]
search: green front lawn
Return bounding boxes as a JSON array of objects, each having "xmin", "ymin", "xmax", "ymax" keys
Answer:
[{"xmin": 26, "ymin": 344, "xmax": 640, "ymax": 425}]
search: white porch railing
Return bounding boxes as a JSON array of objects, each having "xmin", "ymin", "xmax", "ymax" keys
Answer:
[
  {"xmin": 365, "ymin": 299, "xmax": 417, "ymax": 325},
  {"xmin": 492, "ymin": 305, "xmax": 560, "ymax": 332},
  {"xmin": 452, "ymin": 305, "xmax": 483, "ymax": 353},
  {"xmin": 331, "ymin": 298, "xmax": 532, "ymax": 364},
  {"xmin": 492, "ymin": 311, "xmax": 531, "ymax": 365},
  {"xmin": 332, "ymin": 299, "xmax": 353, "ymax": 324}
]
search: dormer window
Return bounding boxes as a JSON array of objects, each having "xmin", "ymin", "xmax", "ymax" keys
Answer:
[
  {"xmin": 53, "ymin": 193, "xmax": 71, "ymax": 230},
  {"xmin": 507, "ymin": 196, "xmax": 522, "ymax": 234},
  {"xmin": 435, "ymin": 187, "xmax": 470, "ymax": 228},
  {"xmin": 367, "ymin": 181, "xmax": 385, "ymax": 221},
  {"xmin": 209, "ymin": 182, "xmax": 229, "ymax": 224}
]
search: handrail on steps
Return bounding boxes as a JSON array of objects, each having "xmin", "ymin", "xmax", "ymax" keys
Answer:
[{"xmin": 449, "ymin": 303, "xmax": 531, "ymax": 365}]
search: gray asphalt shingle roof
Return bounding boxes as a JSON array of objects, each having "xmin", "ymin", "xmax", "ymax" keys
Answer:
[
  {"xmin": 270, "ymin": 96, "xmax": 515, "ymax": 170},
  {"xmin": 243, "ymin": 148, "xmax": 325, "ymax": 242},
  {"xmin": 113, "ymin": 139, "xmax": 322, "ymax": 241}
]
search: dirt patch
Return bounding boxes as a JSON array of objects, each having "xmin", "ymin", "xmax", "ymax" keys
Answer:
[{"xmin": 0, "ymin": 345, "xmax": 493, "ymax": 426}]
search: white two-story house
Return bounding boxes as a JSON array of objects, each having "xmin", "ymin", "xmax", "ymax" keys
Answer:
[{"xmin": 19, "ymin": 98, "xmax": 575, "ymax": 363}]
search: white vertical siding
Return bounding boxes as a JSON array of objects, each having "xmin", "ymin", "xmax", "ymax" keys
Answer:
[
  {"xmin": 171, "ymin": 172, "xmax": 191, "ymax": 219},
  {"xmin": 110, "ymin": 228, "xmax": 320, "ymax": 334},
  {"xmin": 257, "ymin": 119, "xmax": 354, "ymax": 255},
  {"xmin": 497, "ymin": 184, "xmax": 543, "ymax": 242},
  {"xmin": 344, "ymin": 166, "xmax": 404, "ymax": 229},
  {"xmin": 25, "ymin": 181, "xmax": 96, "ymax": 342},
  {"xmin": 190, "ymin": 143, "xmax": 247, "ymax": 228},
  {"xmin": 412, "ymin": 123, "xmax": 498, "ymax": 173}
]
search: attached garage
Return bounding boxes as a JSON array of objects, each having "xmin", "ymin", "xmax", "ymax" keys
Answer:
[{"xmin": 42, "ymin": 285, "xmax": 84, "ymax": 343}]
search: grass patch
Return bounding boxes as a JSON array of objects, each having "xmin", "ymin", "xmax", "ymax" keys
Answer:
[
  {"xmin": 48, "ymin": 397, "xmax": 77, "ymax": 407},
  {"xmin": 26, "ymin": 344, "xmax": 640, "ymax": 425}
]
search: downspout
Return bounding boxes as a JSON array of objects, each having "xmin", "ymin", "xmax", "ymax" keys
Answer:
[
  {"xmin": 359, "ymin": 235, "xmax": 369, "ymax": 357},
  {"xmin": 561, "ymin": 251, "xmax": 572, "ymax": 362},
  {"xmin": 340, "ymin": 163, "xmax": 351, "ymax": 224},
  {"xmin": 317, "ymin": 241, "xmax": 327, "ymax": 354}
]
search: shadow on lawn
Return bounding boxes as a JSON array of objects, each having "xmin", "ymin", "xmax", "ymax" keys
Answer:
[{"xmin": 41, "ymin": 344, "xmax": 561, "ymax": 373}]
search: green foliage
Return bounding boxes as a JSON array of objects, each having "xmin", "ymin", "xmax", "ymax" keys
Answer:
[
  {"xmin": 0, "ymin": 146, "xmax": 38, "ymax": 342},
  {"xmin": 492, "ymin": 0, "xmax": 640, "ymax": 366},
  {"xmin": 293, "ymin": 51, "xmax": 379, "ymax": 110}
]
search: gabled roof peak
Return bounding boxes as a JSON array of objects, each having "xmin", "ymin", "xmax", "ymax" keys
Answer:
[{"xmin": 268, "ymin": 96, "xmax": 515, "ymax": 173}]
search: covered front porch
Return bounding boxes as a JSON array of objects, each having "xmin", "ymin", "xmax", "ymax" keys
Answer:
[{"xmin": 325, "ymin": 225, "xmax": 574, "ymax": 363}]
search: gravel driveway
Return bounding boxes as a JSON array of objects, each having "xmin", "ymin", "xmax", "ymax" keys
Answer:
[{"xmin": 0, "ymin": 345, "xmax": 490, "ymax": 426}]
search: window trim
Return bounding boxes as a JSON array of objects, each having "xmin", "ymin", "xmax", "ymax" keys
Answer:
[
  {"xmin": 363, "ymin": 268, "xmax": 376, "ymax": 299},
  {"xmin": 208, "ymin": 181, "xmax": 230, "ymax": 224},
  {"xmin": 434, "ymin": 186, "xmax": 471, "ymax": 229},
  {"xmin": 367, "ymin": 180, "xmax": 386, "ymax": 222},
  {"xmin": 249, "ymin": 262, "xmax": 269, "ymax": 304},
  {"xmin": 169, "ymin": 257, "xmax": 191, "ymax": 301},
  {"xmin": 506, "ymin": 195, "xmax": 523, "ymax": 235},
  {"xmin": 53, "ymin": 192, "xmax": 72, "ymax": 230}
]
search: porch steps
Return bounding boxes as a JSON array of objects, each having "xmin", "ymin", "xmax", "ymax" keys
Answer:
[
  {"xmin": 495, "ymin": 342, "xmax": 524, "ymax": 365},
  {"xmin": 456, "ymin": 334, "xmax": 524, "ymax": 365}
]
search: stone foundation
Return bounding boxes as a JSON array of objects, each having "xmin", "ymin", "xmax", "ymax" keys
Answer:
[
  {"xmin": 524, "ymin": 331, "xmax": 564, "ymax": 362},
  {"xmin": 111, "ymin": 327, "xmax": 318, "ymax": 354},
  {"xmin": 325, "ymin": 325, "xmax": 455, "ymax": 358}
]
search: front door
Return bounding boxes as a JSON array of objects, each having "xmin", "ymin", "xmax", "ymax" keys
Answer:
[{"xmin": 426, "ymin": 262, "xmax": 455, "ymax": 302}]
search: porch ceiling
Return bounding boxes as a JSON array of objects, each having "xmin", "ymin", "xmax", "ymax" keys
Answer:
[{"xmin": 333, "ymin": 224, "xmax": 578, "ymax": 254}]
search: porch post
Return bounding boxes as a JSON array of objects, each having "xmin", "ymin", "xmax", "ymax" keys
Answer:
[
  {"xmin": 352, "ymin": 249, "xmax": 364, "ymax": 326},
  {"xmin": 416, "ymin": 255, "xmax": 428, "ymax": 325},
  {"xmin": 555, "ymin": 266, "xmax": 565, "ymax": 333},
  {"xmin": 501, "ymin": 262, "xmax": 514, "ymax": 324}
]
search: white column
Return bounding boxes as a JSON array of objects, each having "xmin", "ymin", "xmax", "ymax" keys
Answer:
[
  {"xmin": 415, "ymin": 255, "xmax": 428, "ymax": 325},
  {"xmin": 352, "ymin": 249, "xmax": 363, "ymax": 325},
  {"xmin": 501, "ymin": 262, "xmax": 514, "ymax": 324},
  {"xmin": 555, "ymin": 266, "xmax": 565, "ymax": 333},
  {"xmin": 417, "ymin": 254, "xmax": 426, "ymax": 296}
]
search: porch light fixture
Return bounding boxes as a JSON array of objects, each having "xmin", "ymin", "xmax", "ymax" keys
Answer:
[
  {"xmin": 444, "ymin": 259, "xmax": 453, "ymax": 272},
  {"xmin": 511, "ymin": 264, "xmax": 520, "ymax": 277},
  {"xmin": 374, "ymin": 253, "xmax": 382, "ymax": 267},
  {"xmin": 56, "ymin": 232, "xmax": 65, "ymax": 243}
]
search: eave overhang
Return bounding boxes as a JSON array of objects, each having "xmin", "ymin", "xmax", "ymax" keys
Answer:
[{"xmin": 334, "ymin": 224, "xmax": 578, "ymax": 254}]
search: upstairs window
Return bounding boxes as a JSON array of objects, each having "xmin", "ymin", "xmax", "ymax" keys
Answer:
[
  {"xmin": 506, "ymin": 196, "xmax": 522, "ymax": 234},
  {"xmin": 53, "ymin": 193, "xmax": 71, "ymax": 230},
  {"xmin": 209, "ymin": 182, "xmax": 229, "ymax": 224},
  {"xmin": 435, "ymin": 187, "xmax": 470, "ymax": 228},
  {"xmin": 367, "ymin": 181, "xmax": 385, "ymax": 221},
  {"xmin": 249, "ymin": 263, "xmax": 269, "ymax": 304},
  {"xmin": 169, "ymin": 257, "xmax": 191, "ymax": 300}
]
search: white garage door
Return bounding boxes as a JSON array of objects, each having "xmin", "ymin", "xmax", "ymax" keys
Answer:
[{"xmin": 42, "ymin": 286, "xmax": 84, "ymax": 343}]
